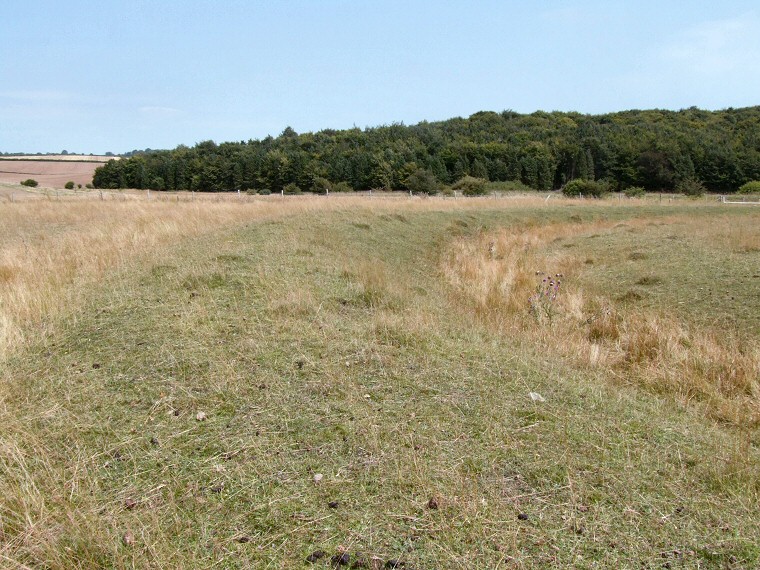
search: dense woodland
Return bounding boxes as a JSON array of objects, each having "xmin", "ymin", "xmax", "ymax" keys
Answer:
[{"xmin": 93, "ymin": 106, "xmax": 760, "ymax": 193}]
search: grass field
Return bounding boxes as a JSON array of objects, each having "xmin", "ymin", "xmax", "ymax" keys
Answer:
[{"xmin": 1, "ymin": 190, "xmax": 758, "ymax": 568}]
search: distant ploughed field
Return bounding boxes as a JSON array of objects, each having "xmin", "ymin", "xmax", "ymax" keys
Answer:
[{"xmin": 0, "ymin": 155, "xmax": 116, "ymax": 187}]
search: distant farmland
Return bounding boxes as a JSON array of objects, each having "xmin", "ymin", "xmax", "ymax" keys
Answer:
[{"xmin": 0, "ymin": 155, "xmax": 117, "ymax": 187}]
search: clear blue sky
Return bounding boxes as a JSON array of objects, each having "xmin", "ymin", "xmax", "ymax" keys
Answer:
[{"xmin": 2, "ymin": 0, "xmax": 759, "ymax": 154}]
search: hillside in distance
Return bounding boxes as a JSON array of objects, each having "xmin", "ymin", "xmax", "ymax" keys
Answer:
[{"xmin": 93, "ymin": 106, "xmax": 760, "ymax": 193}]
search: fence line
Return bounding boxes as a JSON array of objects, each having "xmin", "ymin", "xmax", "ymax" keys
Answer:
[{"xmin": 719, "ymin": 196, "xmax": 760, "ymax": 205}]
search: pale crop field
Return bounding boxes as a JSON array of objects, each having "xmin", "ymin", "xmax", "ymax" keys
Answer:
[{"xmin": 1, "ymin": 191, "xmax": 758, "ymax": 568}]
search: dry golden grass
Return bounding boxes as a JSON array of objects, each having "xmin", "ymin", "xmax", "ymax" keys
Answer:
[
  {"xmin": 688, "ymin": 213, "xmax": 760, "ymax": 253},
  {"xmin": 0, "ymin": 199, "xmax": 237, "ymax": 357},
  {"xmin": 2, "ymin": 196, "xmax": 759, "ymax": 568},
  {"xmin": 444, "ymin": 215, "xmax": 760, "ymax": 426},
  {"xmin": 0, "ymin": 191, "xmax": 588, "ymax": 361},
  {"xmin": 0, "ymin": 195, "xmax": 310, "ymax": 358}
]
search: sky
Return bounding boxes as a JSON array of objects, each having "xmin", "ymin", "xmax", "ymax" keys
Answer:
[{"xmin": 2, "ymin": 0, "xmax": 759, "ymax": 154}]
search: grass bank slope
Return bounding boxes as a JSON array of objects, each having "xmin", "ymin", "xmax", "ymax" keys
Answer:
[{"xmin": 1, "ymin": 198, "xmax": 758, "ymax": 568}]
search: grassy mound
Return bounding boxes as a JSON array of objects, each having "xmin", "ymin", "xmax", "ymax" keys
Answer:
[{"xmin": 1, "ymin": 196, "xmax": 758, "ymax": 568}]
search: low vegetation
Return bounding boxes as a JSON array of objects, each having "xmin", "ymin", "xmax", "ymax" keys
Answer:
[
  {"xmin": 405, "ymin": 168, "xmax": 441, "ymax": 195},
  {"xmin": 676, "ymin": 177, "xmax": 707, "ymax": 197},
  {"xmin": 444, "ymin": 214, "xmax": 760, "ymax": 427},
  {"xmin": 452, "ymin": 176, "xmax": 488, "ymax": 196},
  {"xmin": 283, "ymin": 183, "xmax": 302, "ymax": 195},
  {"xmin": 623, "ymin": 186, "xmax": 646, "ymax": 198},
  {"xmin": 561, "ymin": 178, "xmax": 607, "ymax": 198},
  {"xmin": 738, "ymin": 180, "xmax": 760, "ymax": 195},
  {"xmin": 1, "ymin": 193, "xmax": 758, "ymax": 568}
]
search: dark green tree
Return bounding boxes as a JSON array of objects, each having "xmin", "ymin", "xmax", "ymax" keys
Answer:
[{"xmin": 92, "ymin": 106, "xmax": 760, "ymax": 195}]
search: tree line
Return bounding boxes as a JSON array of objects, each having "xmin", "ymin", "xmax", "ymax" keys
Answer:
[{"xmin": 93, "ymin": 106, "xmax": 760, "ymax": 193}]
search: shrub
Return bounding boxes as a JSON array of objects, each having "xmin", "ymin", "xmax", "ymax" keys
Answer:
[
  {"xmin": 452, "ymin": 175, "xmax": 488, "ymax": 196},
  {"xmin": 676, "ymin": 178, "xmax": 706, "ymax": 197},
  {"xmin": 623, "ymin": 186, "xmax": 646, "ymax": 198},
  {"xmin": 404, "ymin": 168, "xmax": 440, "ymax": 195},
  {"xmin": 311, "ymin": 176, "xmax": 332, "ymax": 194},
  {"xmin": 332, "ymin": 181, "xmax": 353, "ymax": 192},
  {"xmin": 561, "ymin": 178, "xmax": 607, "ymax": 198},
  {"xmin": 258, "ymin": 188, "xmax": 272, "ymax": 195},
  {"xmin": 20, "ymin": 179, "xmax": 38, "ymax": 187},
  {"xmin": 486, "ymin": 180, "xmax": 533, "ymax": 192},
  {"xmin": 64, "ymin": 181, "xmax": 75, "ymax": 190},
  {"xmin": 737, "ymin": 181, "xmax": 760, "ymax": 194},
  {"xmin": 85, "ymin": 183, "xmax": 94, "ymax": 189},
  {"xmin": 283, "ymin": 183, "xmax": 302, "ymax": 195},
  {"xmin": 149, "ymin": 177, "xmax": 165, "ymax": 190}
]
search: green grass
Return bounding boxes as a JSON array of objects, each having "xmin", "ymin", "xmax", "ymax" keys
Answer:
[
  {"xmin": 563, "ymin": 215, "xmax": 760, "ymax": 337},
  {"xmin": 1, "ymin": 202, "xmax": 759, "ymax": 568}
]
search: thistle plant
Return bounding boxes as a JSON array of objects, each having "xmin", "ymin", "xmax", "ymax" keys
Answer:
[{"xmin": 529, "ymin": 272, "xmax": 562, "ymax": 324}]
